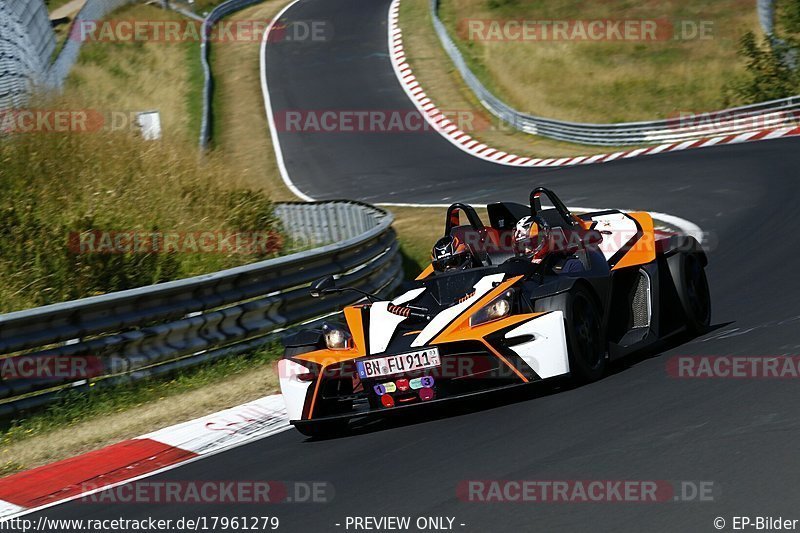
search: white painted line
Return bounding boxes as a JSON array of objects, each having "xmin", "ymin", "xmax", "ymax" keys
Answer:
[
  {"xmin": 0, "ymin": 501, "xmax": 25, "ymax": 521},
  {"xmin": 140, "ymin": 395, "xmax": 289, "ymax": 455},
  {"xmin": 260, "ymin": 0, "xmax": 315, "ymax": 201}
]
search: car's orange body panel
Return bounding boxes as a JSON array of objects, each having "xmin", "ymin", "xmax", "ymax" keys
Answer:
[{"xmin": 611, "ymin": 211, "xmax": 656, "ymax": 271}]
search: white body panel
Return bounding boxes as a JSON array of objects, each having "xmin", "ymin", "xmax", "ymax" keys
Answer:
[
  {"xmin": 368, "ymin": 287, "xmax": 427, "ymax": 354},
  {"xmin": 505, "ymin": 311, "xmax": 570, "ymax": 379},
  {"xmin": 369, "ymin": 302, "xmax": 409, "ymax": 354},
  {"xmin": 586, "ymin": 212, "xmax": 638, "ymax": 260},
  {"xmin": 278, "ymin": 359, "xmax": 313, "ymax": 421},
  {"xmin": 391, "ymin": 287, "xmax": 426, "ymax": 305}
]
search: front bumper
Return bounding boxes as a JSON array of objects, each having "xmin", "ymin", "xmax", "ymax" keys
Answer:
[{"xmin": 291, "ymin": 380, "xmax": 539, "ymax": 430}]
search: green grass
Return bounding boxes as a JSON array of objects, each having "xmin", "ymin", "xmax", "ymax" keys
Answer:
[
  {"xmin": 436, "ymin": 0, "xmax": 760, "ymax": 122},
  {"xmin": 187, "ymin": 40, "xmax": 206, "ymax": 146},
  {"xmin": 45, "ymin": 0, "xmax": 78, "ymax": 13},
  {"xmin": 0, "ymin": 131, "xmax": 283, "ymax": 313},
  {"xmin": 0, "ymin": 4, "xmax": 284, "ymax": 314}
]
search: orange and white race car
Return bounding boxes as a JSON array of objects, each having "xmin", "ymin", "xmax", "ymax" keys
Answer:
[{"xmin": 279, "ymin": 188, "xmax": 710, "ymax": 436}]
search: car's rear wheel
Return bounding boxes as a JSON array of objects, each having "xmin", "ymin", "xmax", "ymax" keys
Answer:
[
  {"xmin": 535, "ymin": 284, "xmax": 607, "ymax": 383},
  {"xmin": 673, "ymin": 251, "xmax": 711, "ymax": 334}
]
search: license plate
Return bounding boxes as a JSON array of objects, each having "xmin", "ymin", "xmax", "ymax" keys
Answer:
[{"xmin": 356, "ymin": 348, "xmax": 441, "ymax": 379}]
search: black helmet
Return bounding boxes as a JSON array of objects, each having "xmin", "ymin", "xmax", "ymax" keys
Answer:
[{"xmin": 431, "ymin": 235, "xmax": 474, "ymax": 272}]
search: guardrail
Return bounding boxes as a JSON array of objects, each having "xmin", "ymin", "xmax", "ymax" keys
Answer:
[
  {"xmin": 46, "ymin": 0, "xmax": 136, "ymax": 89},
  {"xmin": 0, "ymin": 1, "xmax": 52, "ymax": 108},
  {"xmin": 758, "ymin": 0, "xmax": 775, "ymax": 35},
  {"xmin": 199, "ymin": 0, "xmax": 264, "ymax": 150},
  {"xmin": 0, "ymin": 201, "xmax": 403, "ymax": 419},
  {"xmin": 428, "ymin": 0, "xmax": 800, "ymax": 146}
]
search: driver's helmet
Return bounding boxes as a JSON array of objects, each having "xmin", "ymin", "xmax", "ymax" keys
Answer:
[
  {"xmin": 514, "ymin": 216, "xmax": 537, "ymax": 254},
  {"xmin": 431, "ymin": 235, "xmax": 474, "ymax": 272},
  {"xmin": 514, "ymin": 216, "xmax": 548, "ymax": 262}
]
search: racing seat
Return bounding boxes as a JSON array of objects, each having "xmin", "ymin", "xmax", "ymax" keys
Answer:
[{"xmin": 485, "ymin": 202, "xmax": 528, "ymax": 264}]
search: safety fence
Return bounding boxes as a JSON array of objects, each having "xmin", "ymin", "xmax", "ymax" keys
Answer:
[
  {"xmin": 428, "ymin": 0, "xmax": 800, "ymax": 146},
  {"xmin": 198, "ymin": 0, "xmax": 264, "ymax": 150},
  {"xmin": 0, "ymin": 201, "xmax": 403, "ymax": 419},
  {"xmin": 0, "ymin": 1, "xmax": 53, "ymax": 108},
  {"xmin": 46, "ymin": 0, "xmax": 136, "ymax": 89}
]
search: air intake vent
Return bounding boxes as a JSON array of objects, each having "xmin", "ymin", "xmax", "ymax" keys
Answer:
[{"xmin": 632, "ymin": 270, "xmax": 651, "ymax": 328}]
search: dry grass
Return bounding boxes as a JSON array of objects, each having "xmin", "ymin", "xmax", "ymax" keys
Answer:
[
  {"xmin": 0, "ymin": 2, "xmax": 293, "ymax": 314},
  {"xmin": 438, "ymin": 0, "xmax": 760, "ymax": 122},
  {"xmin": 0, "ymin": 127, "xmax": 282, "ymax": 312},
  {"xmin": 398, "ymin": 0, "xmax": 630, "ymax": 158},
  {"xmin": 64, "ymin": 4, "xmax": 201, "ymax": 143},
  {"xmin": 0, "ymin": 0, "xmax": 293, "ymax": 474},
  {"xmin": 211, "ymin": 0, "xmax": 298, "ymax": 200}
]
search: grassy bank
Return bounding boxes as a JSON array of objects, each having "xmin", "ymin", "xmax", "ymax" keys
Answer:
[
  {"xmin": 435, "ymin": 0, "xmax": 759, "ymax": 122},
  {"xmin": 0, "ymin": 131, "xmax": 283, "ymax": 313},
  {"xmin": 210, "ymin": 0, "xmax": 296, "ymax": 200},
  {"xmin": 0, "ymin": 3, "xmax": 285, "ymax": 314},
  {"xmin": 0, "ymin": 1, "xmax": 289, "ymax": 473},
  {"xmin": 397, "ymin": 0, "xmax": 632, "ymax": 158}
]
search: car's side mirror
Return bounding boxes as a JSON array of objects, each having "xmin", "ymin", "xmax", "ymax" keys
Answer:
[{"xmin": 309, "ymin": 275, "xmax": 336, "ymax": 298}]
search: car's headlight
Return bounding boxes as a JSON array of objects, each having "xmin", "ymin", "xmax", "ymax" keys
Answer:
[
  {"xmin": 323, "ymin": 324, "xmax": 352, "ymax": 350},
  {"xmin": 470, "ymin": 290, "xmax": 514, "ymax": 327}
]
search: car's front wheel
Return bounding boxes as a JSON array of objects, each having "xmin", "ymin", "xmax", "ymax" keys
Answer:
[{"xmin": 534, "ymin": 284, "xmax": 607, "ymax": 383}]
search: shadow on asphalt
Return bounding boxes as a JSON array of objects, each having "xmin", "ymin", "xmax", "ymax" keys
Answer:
[{"xmin": 303, "ymin": 322, "xmax": 733, "ymax": 442}]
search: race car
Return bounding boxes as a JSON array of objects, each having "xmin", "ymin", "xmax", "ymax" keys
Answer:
[{"xmin": 279, "ymin": 187, "xmax": 710, "ymax": 436}]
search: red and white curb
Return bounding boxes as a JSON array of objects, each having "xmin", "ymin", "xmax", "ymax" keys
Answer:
[
  {"xmin": 0, "ymin": 394, "xmax": 289, "ymax": 520},
  {"xmin": 388, "ymin": 0, "xmax": 800, "ymax": 167}
]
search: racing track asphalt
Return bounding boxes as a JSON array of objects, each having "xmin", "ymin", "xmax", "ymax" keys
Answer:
[{"xmin": 36, "ymin": 0, "xmax": 800, "ymax": 531}]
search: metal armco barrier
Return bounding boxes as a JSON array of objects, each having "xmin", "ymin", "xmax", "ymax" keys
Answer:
[
  {"xmin": 0, "ymin": 1, "xmax": 53, "ymax": 108},
  {"xmin": 428, "ymin": 0, "xmax": 800, "ymax": 146},
  {"xmin": 0, "ymin": 201, "xmax": 403, "ymax": 419},
  {"xmin": 199, "ymin": 0, "xmax": 264, "ymax": 150},
  {"xmin": 47, "ymin": 0, "xmax": 136, "ymax": 90}
]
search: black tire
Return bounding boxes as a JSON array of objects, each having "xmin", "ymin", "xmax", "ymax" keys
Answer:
[
  {"xmin": 534, "ymin": 284, "xmax": 607, "ymax": 383},
  {"xmin": 672, "ymin": 252, "xmax": 711, "ymax": 334}
]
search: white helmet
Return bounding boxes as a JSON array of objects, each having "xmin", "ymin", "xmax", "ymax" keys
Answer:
[{"xmin": 514, "ymin": 216, "xmax": 534, "ymax": 253}]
